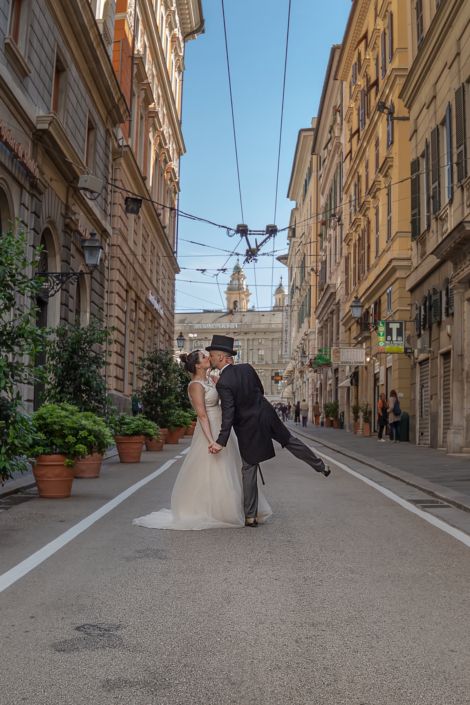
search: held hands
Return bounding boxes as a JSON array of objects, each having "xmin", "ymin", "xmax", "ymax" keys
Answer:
[{"xmin": 208, "ymin": 442, "xmax": 223, "ymax": 454}]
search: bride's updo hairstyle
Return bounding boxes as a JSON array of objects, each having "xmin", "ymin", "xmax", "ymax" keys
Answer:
[{"xmin": 180, "ymin": 349, "xmax": 202, "ymax": 374}]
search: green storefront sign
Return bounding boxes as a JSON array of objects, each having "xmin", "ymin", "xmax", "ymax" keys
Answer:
[{"xmin": 376, "ymin": 321, "xmax": 405, "ymax": 353}]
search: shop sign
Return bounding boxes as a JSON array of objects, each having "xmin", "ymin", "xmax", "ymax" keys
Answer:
[
  {"xmin": 331, "ymin": 347, "xmax": 366, "ymax": 366},
  {"xmin": 377, "ymin": 320, "xmax": 405, "ymax": 353},
  {"xmin": 0, "ymin": 120, "xmax": 39, "ymax": 180}
]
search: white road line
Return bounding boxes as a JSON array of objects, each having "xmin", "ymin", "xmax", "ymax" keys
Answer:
[
  {"xmin": 0, "ymin": 454, "xmax": 183, "ymax": 593},
  {"xmin": 315, "ymin": 448, "xmax": 470, "ymax": 549}
]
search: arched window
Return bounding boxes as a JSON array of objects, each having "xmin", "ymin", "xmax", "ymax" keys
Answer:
[{"xmin": 0, "ymin": 187, "xmax": 13, "ymax": 233}]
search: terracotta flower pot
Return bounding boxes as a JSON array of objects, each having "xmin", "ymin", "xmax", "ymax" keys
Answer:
[
  {"xmin": 74, "ymin": 452, "xmax": 103, "ymax": 478},
  {"xmin": 165, "ymin": 428, "xmax": 180, "ymax": 444},
  {"xmin": 159, "ymin": 428, "xmax": 168, "ymax": 443},
  {"xmin": 354, "ymin": 421, "xmax": 360, "ymax": 433},
  {"xmin": 33, "ymin": 455, "xmax": 75, "ymax": 498},
  {"xmin": 362, "ymin": 422, "xmax": 371, "ymax": 437},
  {"xmin": 177, "ymin": 426, "xmax": 186, "ymax": 439},
  {"xmin": 114, "ymin": 435, "xmax": 144, "ymax": 463},
  {"xmin": 325, "ymin": 418, "xmax": 332, "ymax": 428},
  {"xmin": 332, "ymin": 418, "xmax": 339, "ymax": 429},
  {"xmin": 185, "ymin": 425, "xmax": 195, "ymax": 436},
  {"xmin": 145, "ymin": 436, "xmax": 164, "ymax": 451}
]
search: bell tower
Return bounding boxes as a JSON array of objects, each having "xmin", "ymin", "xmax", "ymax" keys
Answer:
[
  {"xmin": 273, "ymin": 277, "xmax": 286, "ymax": 310},
  {"xmin": 225, "ymin": 262, "xmax": 250, "ymax": 312}
]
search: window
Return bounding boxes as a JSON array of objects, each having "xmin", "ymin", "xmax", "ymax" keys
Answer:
[
  {"xmin": 85, "ymin": 117, "xmax": 96, "ymax": 171},
  {"xmin": 455, "ymin": 84, "xmax": 467, "ymax": 183},
  {"xmin": 9, "ymin": 0, "xmax": 23, "ymax": 44},
  {"xmin": 51, "ymin": 52, "xmax": 66, "ymax": 115},
  {"xmin": 416, "ymin": 0, "xmax": 424, "ymax": 46},
  {"xmin": 444, "ymin": 103, "xmax": 453, "ymax": 202},
  {"xmin": 388, "ymin": 12, "xmax": 394, "ymax": 62},
  {"xmin": 423, "ymin": 139, "xmax": 431, "ymax": 229},
  {"xmin": 375, "ymin": 136, "xmax": 380, "ymax": 173},
  {"xmin": 386, "ymin": 287, "xmax": 392, "ymax": 314},
  {"xmin": 387, "ymin": 183, "xmax": 392, "ymax": 241},
  {"xmin": 430, "ymin": 125, "xmax": 440, "ymax": 214},
  {"xmin": 365, "ymin": 159, "xmax": 369, "ymax": 193},
  {"xmin": 387, "ymin": 107, "xmax": 394, "ymax": 148},
  {"xmin": 380, "ymin": 31, "xmax": 387, "ymax": 79}
]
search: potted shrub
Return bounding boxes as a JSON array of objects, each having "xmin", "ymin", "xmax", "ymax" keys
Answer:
[
  {"xmin": 361, "ymin": 403, "xmax": 372, "ymax": 437},
  {"xmin": 112, "ymin": 415, "xmax": 158, "ymax": 463},
  {"xmin": 30, "ymin": 403, "xmax": 93, "ymax": 498},
  {"xmin": 185, "ymin": 409, "xmax": 198, "ymax": 436},
  {"xmin": 165, "ymin": 409, "xmax": 191, "ymax": 443},
  {"xmin": 145, "ymin": 425, "xmax": 163, "ymax": 452},
  {"xmin": 323, "ymin": 402, "xmax": 332, "ymax": 428},
  {"xmin": 139, "ymin": 350, "xmax": 183, "ymax": 444},
  {"xmin": 73, "ymin": 413, "xmax": 113, "ymax": 478},
  {"xmin": 330, "ymin": 401, "xmax": 340, "ymax": 428},
  {"xmin": 352, "ymin": 404, "xmax": 361, "ymax": 433}
]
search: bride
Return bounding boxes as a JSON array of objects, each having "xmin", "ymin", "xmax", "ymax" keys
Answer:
[{"xmin": 133, "ymin": 349, "xmax": 271, "ymax": 530}]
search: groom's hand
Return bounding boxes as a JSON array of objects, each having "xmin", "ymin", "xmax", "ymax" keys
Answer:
[{"xmin": 209, "ymin": 442, "xmax": 223, "ymax": 454}]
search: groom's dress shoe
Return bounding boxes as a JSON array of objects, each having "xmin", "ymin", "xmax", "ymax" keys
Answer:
[
  {"xmin": 245, "ymin": 518, "xmax": 258, "ymax": 527},
  {"xmin": 321, "ymin": 465, "xmax": 331, "ymax": 477}
]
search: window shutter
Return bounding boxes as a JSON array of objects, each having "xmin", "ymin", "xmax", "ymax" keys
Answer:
[
  {"xmin": 431, "ymin": 288, "xmax": 442, "ymax": 324},
  {"xmin": 455, "ymin": 84, "xmax": 467, "ymax": 183},
  {"xmin": 430, "ymin": 126, "xmax": 440, "ymax": 214},
  {"xmin": 411, "ymin": 158, "xmax": 420, "ymax": 238},
  {"xmin": 381, "ymin": 31, "xmax": 386, "ymax": 78},
  {"xmin": 415, "ymin": 303, "xmax": 422, "ymax": 337},
  {"xmin": 388, "ymin": 12, "xmax": 394, "ymax": 62},
  {"xmin": 445, "ymin": 103, "xmax": 453, "ymax": 200},
  {"xmin": 424, "ymin": 139, "xmax": 431, "ymax": 229}
]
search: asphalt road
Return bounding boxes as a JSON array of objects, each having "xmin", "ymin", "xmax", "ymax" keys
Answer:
[{"xmin": 1, "ymin": 441, "xmax": 470, "ymax": 705}]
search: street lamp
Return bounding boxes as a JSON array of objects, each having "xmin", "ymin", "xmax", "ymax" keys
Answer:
[
  {"xmin": 176, "ymin": 332, "xmax": 185, "ymax": 350},
  {"xmin": 351, "ymin": 296, "xmax": 363, "ymax": 320},
  {"xmin": 124, "ymin": 196, "xmax": 142, "ymax": 214},
  {"xmin": 36, "ymin": 232, "xmax": 104, "ymax": 298}
]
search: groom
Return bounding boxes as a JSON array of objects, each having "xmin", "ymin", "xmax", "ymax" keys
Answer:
[{"xmin": 206, "ymin": 335, "xmax": 330, "ymax": 527}]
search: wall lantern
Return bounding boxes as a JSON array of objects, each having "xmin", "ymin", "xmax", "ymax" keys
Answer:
[
  {"xmin": 351, "ymin": 297, "xmax": 363, "ymax": 320},
  {"xmin": 125, "ymin": 196, "xmax": 143, "ymax": 214},
  {"xmin": 176, "ymin": 332, "xmax": 185, "ymax": 350}
]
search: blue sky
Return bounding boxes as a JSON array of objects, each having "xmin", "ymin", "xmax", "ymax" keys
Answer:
[{"xmin": 176, "ymin": 0, "xmax": 351, "ymax": 312}]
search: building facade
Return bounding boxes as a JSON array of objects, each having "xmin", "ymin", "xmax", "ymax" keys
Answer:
[
  {"xmin": 175, "ymin": 264, "xmax": 288, "ymax": 401},
  {"xmin": 400, "ymin": 0, "xmax": 470, "ymax": 451},
  {"xmin": 311, "ymin": 45, "xmax": 345, "ymax": 423},
  {"xmin": 336, "ymin": 0, "xmax": 413, "ymax": 432},
  {"xmin": 285, "ymin": 125, "xmax": 318, "ymax": 410},
  {"xmin": 107, "ymin": 0, "xmax": 204, "ymax": 408},
  {"xmin": 0, "ymin": 0, "xmax": 128, "ymax": 408}
]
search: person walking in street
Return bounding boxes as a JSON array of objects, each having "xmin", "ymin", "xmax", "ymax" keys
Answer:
[
  {"xmin": 377, "ymin": 392, "xmax": 388, "ymax": 442},
  {"xmin": 286, "ymin": 402, "xmax": 291, "ymax": 420},
  {"xmin": 300, "ymin": 398, "xmax": 309, "ymax": 427},
  {"xmin": 388, "ymin": 389, "xmax": 401, "ymax": 442},
  {"xmin": 313, "ymin": 400, "xmax": 320, "ymax": 426},
  {"xmin": 294, "ymin": 400, "xmax": 301, "ymax": 424}
]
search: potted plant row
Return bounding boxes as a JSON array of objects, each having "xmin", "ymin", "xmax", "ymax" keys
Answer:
[
  {"xmin": 323, "ymin": 401, "xmax": 339, "ymax": 428},
  {"xmin": 30, "ymin": 403, "xmax": 113, "ymax": 498},
  {"xmin": 111, "ymin": 414, "xmax": 159, "ymax": 463},
  {"xmin": 165, "ymin": 409, "xmax": 194, "ymax": 444}
]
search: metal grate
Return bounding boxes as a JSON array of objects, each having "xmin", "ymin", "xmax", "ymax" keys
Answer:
[{"xmin": 408, "ymin": 498, "xmax": 451, "ymax": 509}]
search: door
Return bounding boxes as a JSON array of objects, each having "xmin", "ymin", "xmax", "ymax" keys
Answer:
[
  {"xmin": 441, "ymin": 352, "xmax": 451, "ymax": 448},
  {"xmin": 418, "ymin": 359, "xmax": 430, "ymax": 446}
]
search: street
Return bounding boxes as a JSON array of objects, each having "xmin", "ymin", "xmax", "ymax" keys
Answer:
[{"xmin": 1, "ymin": 440, "xmax": 470, "ymax": 705}]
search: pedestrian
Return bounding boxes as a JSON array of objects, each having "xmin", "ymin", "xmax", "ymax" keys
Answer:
[
  {"xmin": 286, "ymin": 402, "xmax": 291, "ymax": 420},
  {"xmin": 300, "ymin": 398, "xmax": 309, "ymax": 427},
  {"xmin": 313, "ymin": 400, "xmax": 320, "ymax": 426},
  {"xmin": 281, "ymin": 404, "xmax": 288, "ymax": 422},
  {"xmin": 388, "ymin": 389, "xmax": 401, "ymax": 442},
  {"xmin": 377, "ymin": 392, "xmax": 388, "ymax": 441},
  {"xmin": 294, "ymin": 400, "xmax": 301, "ymax": 424}
]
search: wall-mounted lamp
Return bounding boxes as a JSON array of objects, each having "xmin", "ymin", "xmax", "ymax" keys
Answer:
[
  {"xmin": 125, "ymin": 196, "xmax": 143, "ymax": 214},
  {"xmin": 377, "ymin": 101, "xmax": 410, "ymax": 121}
]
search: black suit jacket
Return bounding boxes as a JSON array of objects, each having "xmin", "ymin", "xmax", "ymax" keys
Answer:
[{"xmin": 216, "ymin": 363, "xmax": 291, "ymax": 465}]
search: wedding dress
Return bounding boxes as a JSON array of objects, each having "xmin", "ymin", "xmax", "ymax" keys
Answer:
[{"xmin": 133, "ymin": 379, "xmax": 272, "ymax": 530}]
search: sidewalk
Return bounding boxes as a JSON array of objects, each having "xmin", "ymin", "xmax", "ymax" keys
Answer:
[{"xmin": 288, "ymin": 421, "xmax": 470, "ymax": 513}]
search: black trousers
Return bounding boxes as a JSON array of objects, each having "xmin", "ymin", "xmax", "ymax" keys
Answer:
[{"xmin": 241, "ymin": 434, "xmax": 326, "ymax": 518}]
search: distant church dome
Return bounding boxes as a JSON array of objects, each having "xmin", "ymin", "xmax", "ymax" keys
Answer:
[{"xmin": 225, "ymin": 261, "xmax": 250, "ymax": 311}]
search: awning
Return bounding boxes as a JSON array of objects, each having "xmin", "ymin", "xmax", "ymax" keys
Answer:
[{"xmin": 338, "ymin": 378, "xmax": 352, "ymax": 388}]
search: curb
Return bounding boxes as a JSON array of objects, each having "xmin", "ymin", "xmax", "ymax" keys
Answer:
[
  {"xmin": 0, "ymin": 447, "xmax": 120, "ymax": 500},
  {"xmin": 292, "ymin": 427, "xmax": 470, "ymax": 515}
]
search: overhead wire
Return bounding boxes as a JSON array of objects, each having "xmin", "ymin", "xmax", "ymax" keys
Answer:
[{"xmin": 220, "ymin": 0, "xmax": 245, "ymax": 224}]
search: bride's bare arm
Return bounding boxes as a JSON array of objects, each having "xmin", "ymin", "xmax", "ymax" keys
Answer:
[{"xmin": 188, "ymin": 383, "xmax": 215, "ymax": 445}]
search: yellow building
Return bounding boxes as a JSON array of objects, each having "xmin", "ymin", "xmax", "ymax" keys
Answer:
[
  {"xmin": 400, "ymin": 0, "xmax": 470, "ymax": 451},
  {"xmin": 337, "ymin": 0, "xmax": 413, "ymax": 431},
  {"xmin": 286, "ymin": 124, "xmax": 318, "ymax": 410}
]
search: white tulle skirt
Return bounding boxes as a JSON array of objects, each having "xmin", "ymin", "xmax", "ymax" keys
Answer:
[{"xmin": 133, "ymin": 406, "xmax": 272, "ymax": 530}]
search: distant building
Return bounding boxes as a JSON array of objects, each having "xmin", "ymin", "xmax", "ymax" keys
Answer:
[{"xmin": 175, "ymin": 263, "xmax": 288, "ymax": 400}]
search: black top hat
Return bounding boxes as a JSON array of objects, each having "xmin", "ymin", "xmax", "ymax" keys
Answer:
[{"xmin": 205, "ymin": 335, "xmax": 237, "ymax": 356}]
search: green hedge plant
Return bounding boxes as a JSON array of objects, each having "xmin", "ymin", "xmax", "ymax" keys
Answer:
[{"xmin": 111, "ymin": 414, "xmax": 158, "ymax": 438}]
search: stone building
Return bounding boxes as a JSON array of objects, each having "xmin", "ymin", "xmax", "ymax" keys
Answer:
[
  {"xmin": 175, "ymin": 264, "xmax": 288, "ymax": 401},
  {"xmin": 107, "ymin": 0, "xmax": 204, "ymax": 408},
  {"xmin": 336, "ymin": 0, "xmax": 413, "ymax": 431},
  {"xmin": 400, "ymin": 0, "xmax": 470, "ymax": 451},
  {"xmin": 0, "ymin": 0, "xmax": 127, "ymax": 408},
  {"xmin": 285, "ymin": 124, "xmax": 318, "ymax": 408}
]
